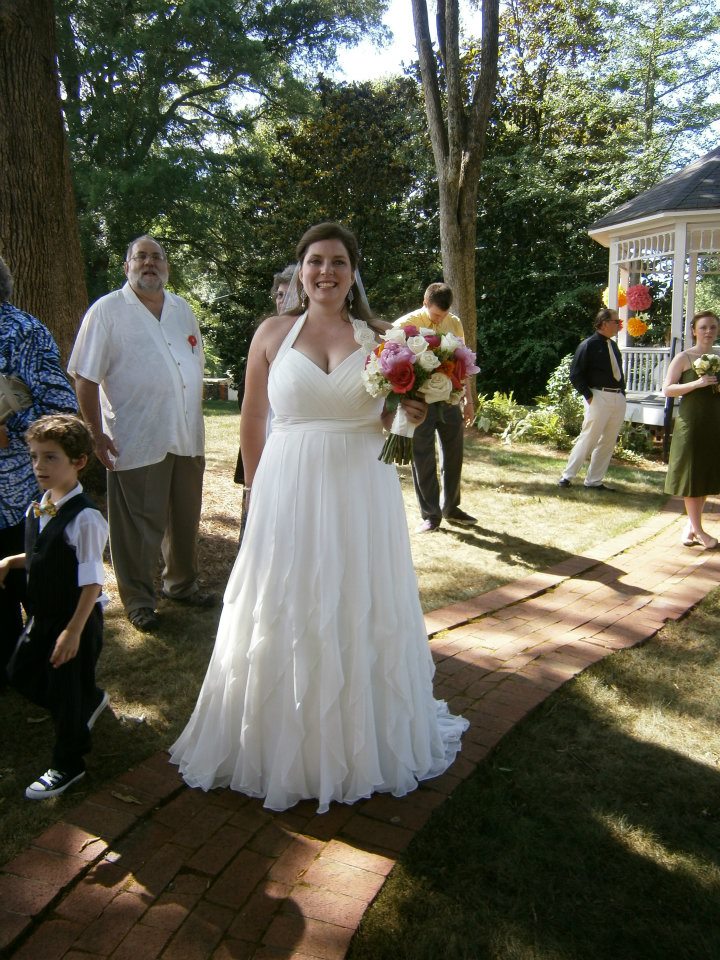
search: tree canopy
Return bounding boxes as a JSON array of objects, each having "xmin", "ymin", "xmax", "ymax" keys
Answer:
[{"xmin": 43, "ymin": 0, "xmax": 720, "ymax": 400}]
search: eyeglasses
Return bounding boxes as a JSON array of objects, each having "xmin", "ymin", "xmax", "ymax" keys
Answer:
[{"xmin": 128, "ymin": 252, "xmax": 166, "ymax": 263}]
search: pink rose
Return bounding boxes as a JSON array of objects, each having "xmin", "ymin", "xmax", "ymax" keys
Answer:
[
  {"xmin": 402, "ymin": 324, "xmax": 420, "ymax": 337},
  {"xmin": 425, "ymin": 334, "xmax": 441, "ymax": 349}
]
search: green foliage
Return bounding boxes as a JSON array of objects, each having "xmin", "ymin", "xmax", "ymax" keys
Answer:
[
  {"xmin": 55, "ymin": 0, "xmax": 386, "ymax": 300},
  {"xmin": 499, "ymin": 354, "xmax": 583, "ymax": 449},
  {"xmin": 543, "ymin": 352, "xmax": 585, "ymax": 435},
  {"xmin": 474, "ymin": 391, "xmax": 527, "ymax": 435},
  {"xmin": 614, "ymin": 421, "xmax": 656, "ymax": 463}
]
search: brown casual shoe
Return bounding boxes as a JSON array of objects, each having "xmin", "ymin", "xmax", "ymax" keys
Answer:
[
  {"xmin": 161, "ymin": 590, "xmax": 218, "ymax": 608},
  {"xmin": 129, "ymin": 608, "xmax": 159, "ymax": 632}
]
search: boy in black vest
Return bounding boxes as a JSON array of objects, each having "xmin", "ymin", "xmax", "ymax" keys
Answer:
[{"xmin": 0, "ymin": 415, "xmax": 109, "ymax": 799}]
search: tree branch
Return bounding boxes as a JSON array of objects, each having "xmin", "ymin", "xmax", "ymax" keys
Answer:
[{"xmin": 411, "ymin": 0, "xmax": 449, "ymax": 164}]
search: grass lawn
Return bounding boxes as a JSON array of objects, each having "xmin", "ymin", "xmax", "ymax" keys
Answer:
[{"xmin": 4, "ymin": 399, "xmax": 713, "ymax": 956}]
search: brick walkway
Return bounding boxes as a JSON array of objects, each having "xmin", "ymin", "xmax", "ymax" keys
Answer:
[{"xmin": 3, "ymin": 497, "xmax": 720, "ymax": 960}]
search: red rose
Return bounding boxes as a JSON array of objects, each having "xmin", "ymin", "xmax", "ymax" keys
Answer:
[
  {"xmin": 188, "ymin": 334, "xmax": 198, "ymax": 353},
  {"xmin": 387, "ymin": 360, "xmax": 416, "ymax": 394},
  {"xmin": 403, "ymin": 324, "xmax": 420, "ymax": 337},
  {"xmin": 425, "ymin": 334, "xmax": 441, "ymax": 349}
]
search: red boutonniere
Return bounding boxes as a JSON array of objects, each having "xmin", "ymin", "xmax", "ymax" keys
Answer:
[{"xmin": 188, "ymin": 334, "xmax": 198, "ymax": 353}]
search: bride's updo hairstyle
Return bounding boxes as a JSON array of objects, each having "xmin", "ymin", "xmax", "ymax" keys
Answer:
[{"xmin": 291, "ymin": 221, "xmax": 382, "ymax": 330}]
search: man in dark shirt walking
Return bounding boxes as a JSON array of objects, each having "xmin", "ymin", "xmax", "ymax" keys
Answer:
[{"xmin": 559, "ymin": 308, "xmax": 626, "ymax": 490}]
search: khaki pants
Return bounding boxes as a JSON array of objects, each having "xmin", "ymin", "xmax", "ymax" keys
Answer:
[
  {"xmin": 562, "ymin": 390, "xmax": 626, "ymax": 487},
  {"xmin": 107, "ymin": 454, "xmax": 205, "ymax": 615}
]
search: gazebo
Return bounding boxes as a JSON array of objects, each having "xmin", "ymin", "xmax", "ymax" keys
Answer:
[{"xmin": 588, "ymin": 146, "xmax": 720, "ymax": 425}]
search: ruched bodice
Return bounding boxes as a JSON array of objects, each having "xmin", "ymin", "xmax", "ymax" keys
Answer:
[
  {"xmin": 269, "ymin": 313, "xmax": 383, "ymax": 431},
  {"xmin": 170, "ymin": 311, "xmax": 468, "ymax": 812}
]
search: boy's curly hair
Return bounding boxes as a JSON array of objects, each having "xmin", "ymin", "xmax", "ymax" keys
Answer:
[{"xmin": 25, "ymin": 415, "xmax": 94, "ymax": 461}]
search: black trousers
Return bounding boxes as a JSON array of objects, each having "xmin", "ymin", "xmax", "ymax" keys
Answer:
[
  {"xmin": 10, "ymin": 606, "xmax": 103, "ymax": 772},
  {"xmin": 411, "ymin": 402, "xmax": 464, "ymax": 521},
  {"xmin": 0, "ymin": 521, "xmax": 27, "ymax": 677}
]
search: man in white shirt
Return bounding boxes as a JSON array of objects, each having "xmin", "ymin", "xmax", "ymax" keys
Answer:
[{"xmin": 69, "ymin": 236, "xmax": 213, "ymax": 632}]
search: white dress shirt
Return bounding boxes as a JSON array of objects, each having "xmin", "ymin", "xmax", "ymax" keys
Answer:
[{"xmin": 68, "ymin": 283, "xmax": 205, "ymax": 470}]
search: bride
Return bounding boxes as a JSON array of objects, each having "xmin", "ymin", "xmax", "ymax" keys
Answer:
[{"xmin": 170, "ymin": 222, "xmax": 468, "ymax": 813}]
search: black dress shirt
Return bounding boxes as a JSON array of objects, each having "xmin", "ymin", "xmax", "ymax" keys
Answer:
[{"xmin": 569, "ymin": 332, "xmax": 626, "ymax": 401}]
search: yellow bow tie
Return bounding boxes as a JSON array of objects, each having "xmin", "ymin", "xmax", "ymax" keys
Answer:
[{"xmin": 31, "ymin": 501, "xmax": 57, "ymax": 518}]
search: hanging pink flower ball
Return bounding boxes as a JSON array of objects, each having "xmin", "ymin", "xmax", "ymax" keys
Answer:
[{"xmin": 626, "ymin": 284, "xmax": 652, "ymax": 311}]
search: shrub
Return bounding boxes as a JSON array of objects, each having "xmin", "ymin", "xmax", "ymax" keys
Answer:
[
  {"xmin": 501, "ymin": 354, "xmax": 583, "ymax": 449},
  {"xmin": 613, "ymin": 421, "xmax": 656, "ymax": 463},
  {"xmin": 474, "ymin": 392, "xmax": 527, "ymax": 435}
]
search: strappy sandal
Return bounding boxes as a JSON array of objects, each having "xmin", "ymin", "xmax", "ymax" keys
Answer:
[
  {"xmin": 682, "ymin": 526, "xmax": 701, "ymax": 546},
  {"xmin": 129, "ymin": 608, "xmax": 159, "ymax": 632}
]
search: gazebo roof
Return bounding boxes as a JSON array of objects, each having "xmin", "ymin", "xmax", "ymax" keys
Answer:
[{"xmin": 589, "ymin": 146, "xmax": 720, "ymax": 232}]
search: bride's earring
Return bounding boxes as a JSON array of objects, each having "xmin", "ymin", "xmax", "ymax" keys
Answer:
[
  {"xmin": 346, "ymin": 287, "xmax": 354, "ymax": 308},
  {"xmin": 300, "ymin": 285, "xmax": 308, "ymax": 309}
]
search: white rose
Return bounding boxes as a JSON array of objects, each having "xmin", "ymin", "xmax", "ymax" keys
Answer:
[
  {"xmin": 418, "ymin": 372, "xmax": 453, "ymax": 403},
  {"xmin": 418, "ymin": 326, "xmax": 436, "ymax": 336},
  {"xmin": 406, "ymin": 335, "xmax": 429, "ymax": 355},
  {"xmin": 383, "ymin": 327, "xmax": 408, "ymax": 344},
  {"xmin": 441, "ymin": 333, "xmax": 464, "ymax": 352},
  {"xmin": 354, "ymin": 324, "xmax": 378, "ymax": 352},
  {"xmin": 418, "ymin": 350, "xmax": 441, "ymax": 372}
]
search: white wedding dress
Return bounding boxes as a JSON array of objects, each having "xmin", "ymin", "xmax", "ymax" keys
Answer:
[{"xmin": 170, "ymin": 313, "xmax": 468, "ymax": 812}]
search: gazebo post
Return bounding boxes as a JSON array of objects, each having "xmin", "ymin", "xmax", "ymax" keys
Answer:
[
  {"xmin": 671, "ymin": 220, "xmax": 687, "ymax": 348},
  {"xmin": 686, "ymin": 253, "xmax": 698, "ymax": 341}
]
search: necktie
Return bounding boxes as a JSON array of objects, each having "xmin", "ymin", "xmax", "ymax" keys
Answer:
[
  {"xmin": 31, "ymin": 500, "xmax": 57, "ymax": 518},
  {"xmin": 607, "ymin": 340, "xmax": 621, "ymax": 382}
]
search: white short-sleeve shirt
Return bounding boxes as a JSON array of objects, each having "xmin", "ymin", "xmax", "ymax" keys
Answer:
[{"xmin": 68, "ymin": 283, "xmax": 205, "ymax": 471}]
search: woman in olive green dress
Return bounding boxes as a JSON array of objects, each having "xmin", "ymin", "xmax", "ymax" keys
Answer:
[{"xmin": 663, "ymin": 311, "xmax": 720, "ymax": 549}]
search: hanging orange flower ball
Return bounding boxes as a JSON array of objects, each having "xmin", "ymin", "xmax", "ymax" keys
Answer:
[
  {"xmin": 626, "ymin": 316, "xmax": 649, "ymax": 338},
  {"xmin": 602, "ymin": 286, "xmax": 627, "ymax": 308}
]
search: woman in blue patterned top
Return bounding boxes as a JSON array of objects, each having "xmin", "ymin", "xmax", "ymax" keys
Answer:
[{"xmin": 0, "ymin": 256, "xmax": 78, "ymax": 676}]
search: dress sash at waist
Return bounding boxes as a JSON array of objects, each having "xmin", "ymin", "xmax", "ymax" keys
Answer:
[{"xmin": 271, "ymin": 415, "xmax": 382, "ymax": 435}]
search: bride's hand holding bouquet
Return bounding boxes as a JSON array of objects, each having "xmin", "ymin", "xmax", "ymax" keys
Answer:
[{"xmin": 358, "ymin": 323, "xmax": 479, "ymax": 465}]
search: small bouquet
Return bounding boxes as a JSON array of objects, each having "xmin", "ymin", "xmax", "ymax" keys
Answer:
[
  {"xmin": 692, "ymin": 353, "xmax": 720, "ymax": 393},
  {"xmin": 358, "ymin": 324, "xmax": 479, "ymax": 465}
]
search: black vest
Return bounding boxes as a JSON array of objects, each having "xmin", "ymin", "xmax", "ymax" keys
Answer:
[{"xmin": 24, "ymin": 493, "xmax": 96, "ymax": 623}]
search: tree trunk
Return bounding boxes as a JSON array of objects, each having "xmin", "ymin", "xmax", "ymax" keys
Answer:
[
  {"xmin": 438, "ymin": 178, "xmax": 479, "ymax": 353},
  {"xmin": 0, "ymin": 0, "xmax": 87, "ymax": 361},
  {"xmin": 411, "ymin": 0, "xmax": 499, "ymax": 356}
]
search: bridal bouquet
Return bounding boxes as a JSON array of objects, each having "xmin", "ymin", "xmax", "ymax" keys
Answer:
[
  {"xmin": 358, "ymin": 324, "xmax": 479, "ymax": 465},
  {"xmin": 692, "ymin": 353, "xmax": 720, "ymax": 393}
]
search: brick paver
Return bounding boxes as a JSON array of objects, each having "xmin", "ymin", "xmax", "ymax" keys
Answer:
[{"xmin": 3, "ymin": 496, "xmax": 720, "ymax": 958}]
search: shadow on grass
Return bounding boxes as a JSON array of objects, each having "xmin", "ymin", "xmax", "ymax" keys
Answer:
[{"xmin": 347, "ymin": 607, "xmax": 720, "ymax": 960}]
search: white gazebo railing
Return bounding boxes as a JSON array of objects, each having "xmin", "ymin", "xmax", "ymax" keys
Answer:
[{"xmin": 621, "ymin": 346, "xmax": 671, "ymax": 393}]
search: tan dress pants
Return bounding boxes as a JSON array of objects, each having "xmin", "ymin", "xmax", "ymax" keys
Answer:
[
  {"xmin": 562, "ymin": 390, "xmax": 626, "ymax": 487},
  {"xmin": 107, "ymin": 454, "xmax": 205, "ymax": 615}
]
